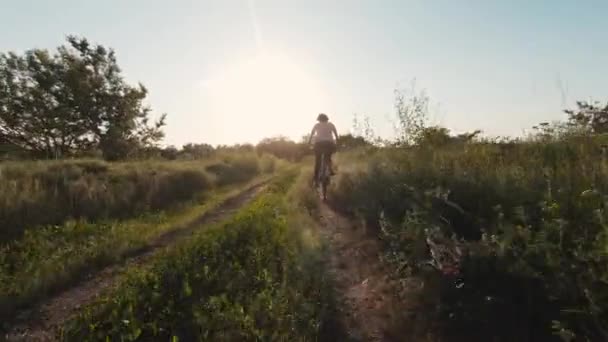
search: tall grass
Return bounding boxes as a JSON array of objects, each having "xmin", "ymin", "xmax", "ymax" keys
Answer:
[
  {"xmin": 0, "ymin": 152, "xmax": 269, "ymax": 242},
  {"xmin": 204, "ymin": 153, "xmax": 260, "ymax": 186},
  {"xmin": 330, "ymin": 136, "xmax": 608, "ymax": 341}
]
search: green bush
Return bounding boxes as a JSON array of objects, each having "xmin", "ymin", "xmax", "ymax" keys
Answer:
[
  {"xmin": 149, "ymin": 169, "xmax": 211, "ymax": 210},
  {"xmin": 205, "ymin": 154, "xmax": 260, "ymax": 186},
  {"xmin": 259, "ymin": 154, "xmax": 277, "ymax": 174}
]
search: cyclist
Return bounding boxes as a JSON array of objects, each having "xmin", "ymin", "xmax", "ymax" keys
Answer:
[{"xmin": 308, "ymin": 113, "xmax": 338, "ymax": 182}]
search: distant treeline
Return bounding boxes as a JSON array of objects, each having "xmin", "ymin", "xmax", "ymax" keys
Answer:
[{"xmin": 147, "ymin": 133, "xmax": 370, "ymax": 162}]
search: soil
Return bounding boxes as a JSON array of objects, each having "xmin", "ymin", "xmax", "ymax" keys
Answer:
[{"xmin": 318, "ymin": 202, "xmax": 436, "ymax": 342}]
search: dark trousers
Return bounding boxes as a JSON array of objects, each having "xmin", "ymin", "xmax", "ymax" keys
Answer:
[{"xmin": 313, "ymin": 141, "xmax": 336, "ymax": 179}]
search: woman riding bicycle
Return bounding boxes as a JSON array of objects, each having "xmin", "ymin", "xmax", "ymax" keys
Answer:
[{"xmin": 308, "ymin": 113, "xmax": 338, "ymax": 182}]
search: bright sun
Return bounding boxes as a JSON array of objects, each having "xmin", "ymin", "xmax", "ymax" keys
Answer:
[{"xmin": 203, "ymin": 52, "xmax": 327, "ymax": 144}]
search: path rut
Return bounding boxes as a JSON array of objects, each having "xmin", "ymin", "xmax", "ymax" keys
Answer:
[
  {"xmin": 318, "ymin": 202, "xmax": 433, "ymax": 342},
  {"xmin": 4, "ymin": 181, "xmax": 268, "ymax": 342}
]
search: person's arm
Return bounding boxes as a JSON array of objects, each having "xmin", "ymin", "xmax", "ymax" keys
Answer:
[{"xmin": 332, "ymin": 123, "xmax": 339, "ymax": 141}]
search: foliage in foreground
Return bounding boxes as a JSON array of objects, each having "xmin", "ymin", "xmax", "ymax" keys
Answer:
[
  {"xmin": 331, "ymin": 137, "xmax": 608, "ymax": 341},
  {"xmin": 61, "ymin": 170, "xmax": 336, "ymax": 341}
]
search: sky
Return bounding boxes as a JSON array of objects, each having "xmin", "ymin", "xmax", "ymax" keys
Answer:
[{"xmin": 1, "ymin": 0, "xmax": 607, "ymax": 146}]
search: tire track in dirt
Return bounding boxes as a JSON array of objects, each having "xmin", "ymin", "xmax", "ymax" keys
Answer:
[
  {"xmin": 318, "ymin": 202, "xmax": 433, "ymax": 342},
  {"xmin": 4, "ymin": 180, "xmax": 269, "ymax": 342}
]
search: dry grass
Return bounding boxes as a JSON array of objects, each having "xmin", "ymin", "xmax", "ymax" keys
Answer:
[{"xmin": 0, "ymin": 152, "xmax": 270, "ymax": 242}]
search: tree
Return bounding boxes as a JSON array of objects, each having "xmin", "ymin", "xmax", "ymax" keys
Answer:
[
  {"xmin": 216, "ymin": 143, "xmax": 255, "ymax": 154},
  {"xmin": 160, "ymin": 146, "xmax": 179, "ymax": 160},
  {"xmin": 565, "ymin": 100, "xmax": 608, "ymax": 134},
  {"xmin": 0, "ymin": 36, "xmax": 166, "ymax": 160},
  {"xmin": 529, "ymin": 121, "xmax": 576, "ymax": 142},
  {"xmin": 256, "ymin": 136, "xmax": 305, "ymax": 161},
  {"xmin": 414, "ymin": 126, "xmax": 481, "ymax": 147},
  {"xmin": 337, "ymin": 133, "xmax": 370, "ymax": 150},
  {"xmin": 181, "ymin": 143, "xmax": 214, "ymax": 159}
]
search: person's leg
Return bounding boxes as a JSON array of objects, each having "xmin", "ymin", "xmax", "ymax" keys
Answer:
[{"xmin": 319, "ymin": 141, "xmax": 333, "ymax": 176}]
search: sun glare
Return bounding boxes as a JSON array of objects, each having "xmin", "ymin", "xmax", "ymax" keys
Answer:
[{"xmin": 203, "ymin": 52, "xmax": 326, "ymax": 144}]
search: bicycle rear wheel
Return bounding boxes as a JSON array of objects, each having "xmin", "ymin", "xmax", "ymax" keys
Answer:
[
  {"xmin": 319, "ymin": 153, "xmax": 330, "ymax": 200},
  {"xmin": 321, "ymin": 176, "xmax": 329, "ymax": 200}
]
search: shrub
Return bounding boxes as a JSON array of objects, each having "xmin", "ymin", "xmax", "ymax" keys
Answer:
[
  {"xmin": 259, "ymin": 154, "xmax": 277, "ymax": 174},
  {"xmin": 149, "ymin": 169, "xmax": 211, "ymax": 210},
  {"xmin": 205, "ymin": 154, "xmax": 260, "ymax": 186}
]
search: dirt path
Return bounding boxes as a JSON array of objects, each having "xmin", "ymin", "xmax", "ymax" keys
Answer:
[
  {"xmin": 4, "ymin": 181, "xmax": 268, "ymax": 342},
  {"xmin": 318, "ymin": 203, "xmax": 433, "ymax": 342}
]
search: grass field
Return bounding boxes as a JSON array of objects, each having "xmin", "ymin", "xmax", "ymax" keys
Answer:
[{"xmin": 3, "ymin": 136, "xmax": 608, "ymax": 341}]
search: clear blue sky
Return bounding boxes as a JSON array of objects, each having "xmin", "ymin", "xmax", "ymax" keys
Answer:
[{"xmin": 2, "ymin": 0, "xmax": 607, "ymax": 146}]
